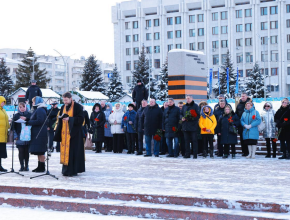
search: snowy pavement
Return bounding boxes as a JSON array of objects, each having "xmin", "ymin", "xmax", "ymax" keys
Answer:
[{"xmin": 0, "ymin": 148, "xmax": 290, "ymax": 205}]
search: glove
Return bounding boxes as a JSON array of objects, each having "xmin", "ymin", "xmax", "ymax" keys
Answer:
[
  {"xmin": 247, "ymin": 124, "xmax": 252, "ymax": 129},
  {"xmin": 244, "ymin": 124, "xmax": 250, "ymax": 129}
]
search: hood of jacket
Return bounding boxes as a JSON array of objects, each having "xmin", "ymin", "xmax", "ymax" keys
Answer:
[
  {"xmin": 114, "ymin": 103, "xmax": 123, "ymax": 113},
  {"xmin": 263, "ymin": 102, "xmax": 273, "ymax": 112},
  {"xmin": 0, "ymin": 96, "xmax": 6, "ymax": 110},
  {"xmin": 92, "ymin": 103, "xmax": 101, "ymax": 112},
  {"xmin": 18, "ymin": 105, "xmax": 29, "ymax": 114},
  {"xmin": 198, "ymin": 101, "xmax": 207, "ymax": 108},
  {"xmin": 201, "ymin": 105, "xmax": 213, "ymax": 118},
  {"xmin": 105, "ymin": 103, "xmax": 113, "ymax": 112},
  {"xmin": 34, "ymin": 96, "xmax": 44, "ymax": 106}
]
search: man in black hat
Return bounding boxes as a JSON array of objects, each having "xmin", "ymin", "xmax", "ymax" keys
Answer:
[
  {"xmin": 25, "ymin": 80, "xmax": 42, "ymax": 109},
  {"xmin": 132, "ymin": 80, "xmax": 148, "ymax": 110},
  {"xmin": 47, "ymin": 102, "xmax": 60, "ymax": 152}
]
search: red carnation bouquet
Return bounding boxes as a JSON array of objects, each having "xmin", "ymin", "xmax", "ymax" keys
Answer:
[
  {"xmin": 202, "ymin": 128, "xmax": 207, "ymax": 132},
  {"xmin": 183, "ymin": 109, "xmax": 198, "ymax": 121},
  {"xmin": 172, "ymin": 126, "xmax": 178, "ymax": 133},
  {"xmin": 153, "ymin": 129, "xmax": 163, "ymax": 141},
  {"xmin": 94, "ymin": 118, "xmax": 100, "ymax": 122},
  {"xmin": 276, "ymin": 118, "xmax": 289, "ymax": 140},
  {"xmin": 105, "ymin": 123, "xmax": 108, "ymax": 129},
  {"xmin": 124, "ymin": 116, "xmax": 128, "ymax": 121},
  {"xmin": 252, "ymin": 115, "xmax": 256, "ymax": 120},
  {"xmin": 228, "ymin": 116, "xmax": 233, "ymax": 123}
]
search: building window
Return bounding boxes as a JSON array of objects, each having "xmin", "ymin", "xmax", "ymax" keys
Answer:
[
  {"xmin": 154, "ymin": 46, "xmax": 160, "ymax": 53},
  {"xmin": 125, "ymin": 22, "xmax": 130, "ymax": 29},
  {"xmin": 237, "ymin": 53, "xmax": 243, "ymax": 63},
  {"xmin": 146, "ymin": 20, "xmax": 151, "ymax": 28},
  {"xmin": 176, "ymin": 30, "xmax": 182, "ymax": 38},
  {"xmin": 246, "ymin": 69, "xmax": 251, "ymax": 77},
  {"xmin": 212, "ymin": 27, "xmax": 218, "ymax": 35},
  {"xmin": 245, "ymin": 38, "xmax": 252, "ymax": 46},
  {"xmin": 213, "ymin": 55, "xmax": 219, "ymax": 65},
  {"xmin": 261, "ymin": 36, "xmax": 269, "ymax": 45},
  {"xmin": 133, "ymin": 47, "xmax": 139, "ymax": 55},
  {"xmin": 198, "ymin": 28, "xmax": 204, "ymax": 36},
  {"xmin": 236, "ymin": 10, "xmax": 242, "ymax": 18},
  {"xmin": 236, "ymin": 38, "xmax": 243, "ymax": 47},
  {"xmin": 126, "ymin": 35, "xmax": 131, "ymax": 42},
  {"xmin": 261, "ymin": 68, "xmax": 269, "ymax": 76},
  {"xmin": 146, "ymin": 46, "xmax": 152, "ymax": 54},
  {"xmin": 189, "ymin": 15, "xmax": 195, "ymax": 23},
  {"xmin": 154, "ymin": 19, "xmax": 159, "ymax": 26},
  {"xmin": 238, "ymin": 70, "xmax": 243, "ymax": 77},
  {"xmin": 167, "ymin": 31, "xmax": 173, "ymax": 39},
  {"xmin": 213, "ymin": 71, "xmax": 218, "ymax": 79},
  {"xmin": 189, "ymin": 29, "xmax": 195, "ymax": 37},
  {"xmin": 261, "ymin": 51, "xmax": 268, "ymax": 62},
  {"xmin": 154, "ymin": 59, "xmax": 160, "ymax": 68},
  {"xmin": 270, "ymin": 6, "xmax": 278, "ymax": 14},
  {"xmin": 133, "ymin": 21, "xmax": 138, "ymax": 29},
  {"xmin": 168, "ymin": 44, "xmax": 173, "ymax": 52},
  {"xmin": 176, "ymin": 44, "xmax": 182, "ymax": 49},
  {"xmin": 271, "ymin": 68, "xmax": 278, "ymax": 76},
  {"xmin": 133, "ymin": 34, "xmax": 139, "ymax": 42},
  {"xmin": 221, "ymin": 54, "xmax": 227, "ymax": 64},
  {"xmin": 134, "ymin": 60, "xmax": 138, "ymax": 70},
  {"xmin": 221, "ymin": 11, "xmax": 228, "ymax": 20},
  {"xmin": 146, "ymin": 33, "xmax": 152, "ymax": 40},
  {"xmin": 198, "ymin": 42, "xmax": 204, "ymax": 50},
  {"xmin": 126, "ymin": 76, "xmax": 131, "ymax": 84},
  {"xmin": 287, "ymin": 5, "xmax": 290, "ymax": 13},
  {"xmin": 261, "ymin": 22, "xmax": 268, "ymax": 30},
  {"xmin": 212, "ymin": 12, "xmax": 218, "ymax": 21},
  {"xmin": 288, "ymin": 67, "xmax": 290, "ymax": 75},
  {"xmin": 126, "ymin": 61, "xmax": 131, "ymax": 70},
  {"xmin": 245, "ymin": 23, "xmax": 252, "ymax": 32},
  {"xmin": 246, "ymin": 52, "xmax": 253, "ymax": 63},
  {"xmin": 221, "ymin": 40, "xmax": 228, "ymax": 48},
  {"xmin": 175, "ymin": 16, "xmax": 181, "ymax": 24},
  {"xmin": 126, "ymin": 48, "xmax": 131, "ymax": 56},
  {"xmin": 287, "ymin": 49, "xmax": 290, "ymax": 60},
  {"xmin": 271, "ymin": 50, "xmax": 278, "ymax": 61},
  {"xmin": 236, "ymin": 24, "xmax": 243, "ymax": 32},
  {"xmin": 198, "ymin": 14, "xmax": 204, "ymax": 22},
  {"xmin": 154, "ymin": 32, "xmax": 160, "ymax": 40},
  {"xmin": 245, "ymin": 9, "xmax": 252, "ymax": 17},
  {"xmin": 287, "ymin": 19, "xmax": 290, "ymax": 28},
  {"xmin": 167, "ymin": 17, "xmax": 173, "ymax": 25},
  {"xmin": 270, "ymin": 36, "xmax": 278, "ymax": 44},
  {"xmin": 221, "ymin": 26, "xmax": 228, "ymax": 34},
  {"xmin": 287, "ymin": 34, "xmax": 290, "ymax": 43},
  {"xmin": 261, "ymin": 7, "xmax": 267, "ymax": 16},
  {"xmin": 189, "ymin": 43, "xmax": 195, "ymax": 50},
  {"xmin": 212, "ymin": 40, "xmax": 219, "ymax": 49},
  {"xmin": 270, "ymin": 21, "xmax": 278, "ymax": 29}
]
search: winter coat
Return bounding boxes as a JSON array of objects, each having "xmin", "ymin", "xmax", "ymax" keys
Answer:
[
  {"xmin": 217, "ymin": 113, "xmax": 240, "ymax": 145},
  {"xmin": 104, "ymin": 103, "xmax": 113, "ymax": 137},
  {"xmin": 274, "ymin": 105, "xmax": 290, "ymax": 140},
  {"xmin": 261, "ymin": 102, "xmax": 277, "ymax": 138},
  {"xmin": 25, "ymin": 85, "xmax": 42, "ymax": 102},
  {"xmin": 90, "ymin": 107, "xmax": 106, "ymax": 143},
  {"xmin": 213, "ymin": 104, "xmax": 226, "ymax": 134},
  {"xmin": 109, "ymin": 104, "xmax": 125, "ymax": 134},
  {"xmin": 180, "ymin": 101, "xmax": 200, "ymax": 132},
  {"xmin": 141, "ymin": 104, "xmax": 163, "ymax": 136},
  {"xmin": 27, "ymin": 97, "xmax": 48, "ymax": 153},
  {"xmin": 241, "ymin": 107, "xmax": 261, "ymax": 140},
  {"xmin": 13, "ymin": 106, "xmax": 31, "ymax": 146},
  {"xmin": 134, "ymin": 106, "xmax": 146, "ymax": 133},
  {"xmin": 47, "ymin": 107, "xmax": 59, "ymax": 130},
  {"xmin": 132, "ymin": 84, "xmax": 148, "ymax": 103},
  {"xmin": 199, "ymin": 106, "xmax": 217, "ymax": 135},
  {"xmin": 122, "ymin": 110, "xmax": 137, "ymax": 133},
  {"xmin": 0, "ymin": 96, "xmax": 9, "ymax": 143},
  {"xmin": 162, "ymin": 105, "xmax": 180, "ymax": 138}
]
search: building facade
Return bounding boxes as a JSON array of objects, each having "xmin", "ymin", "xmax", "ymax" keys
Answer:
[{"xmin": 112, "ymin": 0, "xmax": 290, "ymax": 97}]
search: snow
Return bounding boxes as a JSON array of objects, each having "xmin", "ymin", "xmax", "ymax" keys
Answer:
[
  {"xmin": 76, "ymin": 90, "xmax": 109, "ymax": 100},
  {"xmin": 168, "ymin": 49, "xmax": 205, "ymax": 55},
  {"xmin": 20, "ymin": 87, "xmax": 60, "ymax": 98}
]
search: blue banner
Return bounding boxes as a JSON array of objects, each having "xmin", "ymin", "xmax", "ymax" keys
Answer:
[
  {"xmin": 227, "ymin": 68, "xmax": 229, "ymax": 94},
  {"xmin": 235, "ymin": 67, "xmax": 239, "ymax": 94},
  {"xmin": 209, "ymin": 68, "xmax": 213, "ymax": 96},
  {"xmin": 218, "ymin": 68, "xmax": 220, "ymax": 95}
]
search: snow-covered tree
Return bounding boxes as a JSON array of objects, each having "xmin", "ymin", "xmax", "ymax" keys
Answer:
[
  {"xmin": 0, "ymin": 58, "xmax": 14, "ymax": 101},
  {"xmin": 107, "ymin": 64, "xmax": 126, "ymax": 102},
  {"xmin": 15, "ymin": 47, "xmax": 49, "ymax": 89},
  {"xmin": 245, "ymin": 62, "xmax": 269, "ymax": 98},
  {"xmin": 156, "ymin": 59, "xmax": 168, "ymax": 101},
  {"xmin": 147, "ymin": 77, "xmax": 158, "ymax": 100},
  {"xmin": 80, "ymin": 55, "xmax": 105, "ymax": 93}
]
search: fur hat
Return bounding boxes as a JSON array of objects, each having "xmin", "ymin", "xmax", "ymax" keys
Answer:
[{"xmin": 128, "ymin": 103, "xmax": 135, "ymax": 108}]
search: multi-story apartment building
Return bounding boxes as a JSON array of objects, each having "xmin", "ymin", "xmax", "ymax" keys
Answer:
[{"xmin": 112, "ymin": 0, "xmax": 290, "ymax": 97}]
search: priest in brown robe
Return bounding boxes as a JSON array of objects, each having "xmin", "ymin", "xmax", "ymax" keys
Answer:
[{"xmin": 54, "ymin": 92, "xmax": 85, "ymax": 177}]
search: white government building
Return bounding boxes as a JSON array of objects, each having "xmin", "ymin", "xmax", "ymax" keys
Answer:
[
  {"xmin": 0, "ymin": 48, "xmax": 114, "ymax": 95},
  {"xmin": 112, "ymin": 0, "xmax": 290, "ymax": 97}
]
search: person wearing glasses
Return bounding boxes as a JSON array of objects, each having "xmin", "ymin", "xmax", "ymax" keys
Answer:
[{"xmin": 261, "ymin": 102, "xmax": 277, "ymax": 158}]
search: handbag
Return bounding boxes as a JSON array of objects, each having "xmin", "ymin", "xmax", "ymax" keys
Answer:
[
  {"xmin": 255, "ymin": 111, "xmax": 265, "ymax": 132},
  {"xmin": 20, "ymin": 123, "xmax": 32, "ymax": 141},
  {"xmin": 85, "ymin": 133, "xmax": 94, "ymax": 148}
]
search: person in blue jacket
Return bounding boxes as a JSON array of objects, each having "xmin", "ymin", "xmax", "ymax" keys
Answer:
[
  {"xmin": 241, "ymin": 101, "xmax": 261, "ymax": 159},
  {"xmin": 122, "ymin": 104, "xmax": 137, "ymax": 154}
]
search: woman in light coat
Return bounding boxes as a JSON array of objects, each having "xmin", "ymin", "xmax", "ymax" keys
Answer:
[
  {"xmin": 109, "ymin": 103, "xmax": 125, "ymax": 153},
  {"xmin": 261, "ymin": 102, "xmax": 277, "ymax": 158},
  {"xmin": 104, "ymin": 103, "xmax": 113, "ymax": 152}
]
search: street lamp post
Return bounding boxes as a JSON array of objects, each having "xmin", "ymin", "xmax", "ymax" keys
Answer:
[{"xmin": 27, "ymin": 56, "xmax": 38, "ymax": 81}]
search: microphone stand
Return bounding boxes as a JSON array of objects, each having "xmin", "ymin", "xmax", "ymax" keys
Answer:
[
  {"xmin": 30, "ymin": 105, "xmax": 58, "ymax": 180},
  {"xmin": 0, "ymin": 103, "xmax": 24, "ymax": 177}
]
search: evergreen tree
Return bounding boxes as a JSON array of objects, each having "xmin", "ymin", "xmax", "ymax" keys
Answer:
[
  {"xmin": 131, "ymin": 45, "xmax": 150, "ymax": 92},
  {"xmin": 245, "ymin": 62, "xmax": 269, "ymax": 98},
  {"xmin": 15, "ymin": 47, "xmax": 49, "ymax": 89},
  {"xmin": 107, "ymin": 64, "xmax": 126, "ymax": 102},
  {"xmin": 0, "ymin": 58, "xmax": 14, "ymax": 101},
  {"xmin": 148, "ymin": 77, "xmax": 158, "ymax": 100},
  {"xmin": 156, "ymin": 59, "xmax": 168, "ymax": 101},
  {"xmin": 213, "ymin": 50, "xmax": 237, "ymax": 98},
  {"xmin": 80, "ymin": 55, "xmax": 105, "ymax": 93}
]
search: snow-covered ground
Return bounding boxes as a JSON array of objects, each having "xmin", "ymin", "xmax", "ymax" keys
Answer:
[{"xmin": 0, "ymin": 148, "xmax": 289, "ymax": 205}]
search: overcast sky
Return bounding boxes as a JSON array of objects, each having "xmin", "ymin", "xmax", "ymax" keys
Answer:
[{"xmin": 0, "ymin": 0, "xmax": 122, "ymax": 63}]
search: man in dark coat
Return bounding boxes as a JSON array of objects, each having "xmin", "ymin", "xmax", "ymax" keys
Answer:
[
  {"xmin": 213, "ymin": 99, "xmax": 226, "ymax": 157},
  {"xmin": 163, "ymin": 98, "xmax": 180, "ymax": 157},
  {"xmin": 177, "ymin": 102, "xmax": 185, "ymax": 156},
  {"xmin": 47, "ymin": 102, "xmax": 59, "ymax": 152},
  {"xmin": 181, "ymin": 95, "xmax": 200, "ymax": 159},
  {"xmin": 141, "ymin": 98, "xmax": 163, "ymax": 157},
  {"xmin": 25, "ymin": 80, "xmax": 42, "ymax": 109},
  {"xmin": 134, "ymin": 100, "xmax": 147, "ymax": 155},
  {"xmin": 235, "ymin": 92, "xmax": 252, "ymax": 156},
  {"xmin": 160, "ymin": 102, "xmax": 168, "ymax": 155},
  {"xmin": 132, "ymin": 80, "xmax": 148, "ymax": 110},
  {"xmin": 54, "ymin": 92, "xmax": 85, "ymax": 177}
]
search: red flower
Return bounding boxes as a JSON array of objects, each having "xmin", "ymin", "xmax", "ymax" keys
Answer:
[
  {"xmin": 111, "ymin": 111, "xmax": 114, "ymax": 113},
  {"xmin": 228, "ymin": 117, "xmax": 233, "ymax": 123},
  {"xmin": 105, "ymin": 124, "xmax": 108, "ymax": 129},
  {"xmin": 94, "ymin": 118, "xmax": 99, "ymax": 122},
  {"xmin": 252, "ymin": 115, "xmax": 256, "ymax": 120},
  {"xmin": 172, "ymin": 127, "xmax": 178, "ymax": 132},
  {"xmin": 202, "ymin": 128, "xmax": 207, "ymax": 132},
  {"xmin": 273, "ymin": 138, "xmax": 278, "ymax": 143},
  {"xmin": 190, "ymin": 110, "xmax": 197, "ymax": 118},
  {"xmin": 284, "ymin": 118, "xmax": 288, "ymax": 122},
  {"xmin": 124, "ymin": 116, "xmax": 127, "ymax": 121},
  {"xmin": 153, "ymin": 135, "xmax": 161, "ymax": 141}
]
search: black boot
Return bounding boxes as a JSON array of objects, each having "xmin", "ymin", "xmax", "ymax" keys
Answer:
[
  {"xmin": 232, "ymin": 154, "xmax": 236, "ymax": 159},
  {"xmin": 210, "ymin": 150, "xmax": 214, "ymax": 158},
  {"xmin": 203, "ymin": 150, "xmax": 207, "ymax": 158},
  {"xmin": 35, "ymin": 162, "xmax": 45, "ymax": 173},
  {"xmin": 19, "ymin": 162, "xmax": 25, "ymax": 172},
  {"xmin": 32, "ymin": 161, "xmax": 41, "ymax": 172},
  {"xmin": 222, "ymin": 154, "xmax": 228, "ymax": 159},
  {"xmin": 0, "ymin": 159, "xmax": 7, "ymax": 172}
]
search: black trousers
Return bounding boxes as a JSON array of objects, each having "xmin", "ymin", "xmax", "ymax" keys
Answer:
[
  {"xmin": 137, "ymin": 132, "xmax": 144, "ymax": 153},
  {"xmin": 265, "ymin": 138, "xmax": 277, "ymax": 156},
  {"xmin": 136, "ymin": 101, "xmax": 141, "ymax": 111},
  {"xmin": 104, "ymin": 136, "xmax": 113, "ymax": 152},
  {"xmin": 113, "ymin": 134, "xmax": 124, "ymax": 153},
  {"xmin": 217, "ymin": 135, "xmax": 224, "ymax": 156},
  {"xmin": 197, "ymin": 138, "xmax": 203, "ymax": 154},
  {"xmin": 224, "ymin": 144, "xmax": 236, "ymax": 155},
  {"xmin": 95, "ymin": 141, "xmax": 102, "ymax": 152},
  {"xmin": 178, "ymin": 133, "xmax": 185, "ymax": 156},
  {"xmin": 126, "ymin": 132, "xmax": 136, "ymax": 153},
  {"xmin": 18, "ymin": 145, "xmax": 29, "ymax": 168},
  {"xmin": 160, "ymin": 136, "xmax": 167, "ymax": 154},
  {"xmin": 279, "ymin": 138, "xmax": 290, "ymax": 156},
  {"xmin": 202, "ymin": 134, "xmax": 214, "ymax": 156},
  {"xmin": 183, "ymin": 131, "xmax": 198, "ymax": 157},
  {"xmin": 239, "ymin": 130, "xmax": 249, "ymax": 155}
]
